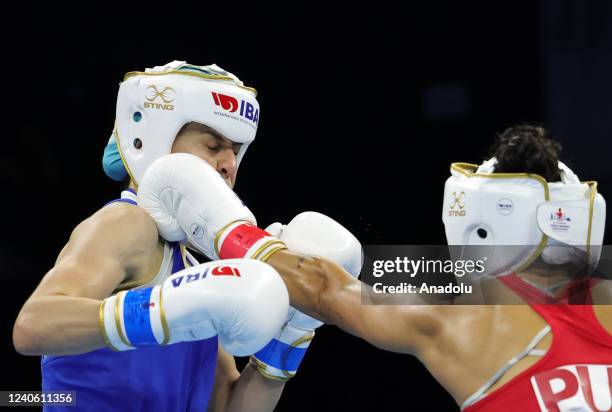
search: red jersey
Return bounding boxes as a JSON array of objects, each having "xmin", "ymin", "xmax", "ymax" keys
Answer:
[{"xmin": 463, "ymin": 275, "xmax": 612, "ymax": 412}]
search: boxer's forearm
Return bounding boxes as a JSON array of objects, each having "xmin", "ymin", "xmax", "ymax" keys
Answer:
[
  {"xmin": 226, "ymin": 363, "xmax": 285, "ymax": 412},
  {"xmin": 266, "ymin": 251, "xmax": 438, "ymax": 354},
  {"xmin": 266, "ymin": 250, "xmax": 356, "ymax": 325},
  {"xmin": 13, "ymin": 295, "xmax": 106, "ymax": 356}
]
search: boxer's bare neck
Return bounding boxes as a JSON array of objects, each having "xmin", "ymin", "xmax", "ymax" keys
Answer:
[{"xmin": 515, "ymin": 269, "xmax": 574, "ymax": 297}]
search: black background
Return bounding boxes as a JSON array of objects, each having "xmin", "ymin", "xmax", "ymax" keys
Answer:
[{"xmin": 2, "ymin": 2, "xmax": 611, "ymax": 411}]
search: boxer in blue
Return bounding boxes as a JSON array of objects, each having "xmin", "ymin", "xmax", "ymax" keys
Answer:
[{"xmin": 13, "ymin": 61, "xmax": 363, "ymax": 411}]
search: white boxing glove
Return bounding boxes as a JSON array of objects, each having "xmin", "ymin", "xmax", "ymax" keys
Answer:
[
  {"xmin": 138, "ymin": 153, "xmax": 286, "ymax": 261},
  {"xmin": 250, "ymin": 212, "xmax": 363, "ymax": 380},
  {"xmin": 100, "ymin": 259, "xmax": 289, "ymax": 356},
  {"xmin": 267, "ymin": 211, "xmax": 363, "ymax": 277}
]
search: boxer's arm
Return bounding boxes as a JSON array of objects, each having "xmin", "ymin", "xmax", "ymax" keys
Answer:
[
  {"xmin": 12, "ymin": 204, "xmax": 159, "ymax": 355},
  {"xmin": 208, "ymin": 347, "xmax": 285, "ymax": 412},
  {"xmin": 135, "ymin": 155, "xmax": 439, "ymax": 353},
  {"xmin": 267, "ymin": 250, "xmax": 443, "ymax": 354}
]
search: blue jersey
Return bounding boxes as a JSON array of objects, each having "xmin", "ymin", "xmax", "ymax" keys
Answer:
[{"xmin": 41, "ymin": 190, "xmax": 218, "ymax": 411}]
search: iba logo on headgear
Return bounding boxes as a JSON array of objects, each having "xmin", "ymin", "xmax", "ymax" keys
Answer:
[
  {"xmin": 211, "ymin": 92, "xmax": 259, "ymax": 125},
  {"xmin": 144, "ymin": 85, "xmax": 175, "ymax": 110}
]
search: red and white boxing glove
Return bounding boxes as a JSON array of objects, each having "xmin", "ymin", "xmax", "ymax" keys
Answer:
[
  {"xmin": 250, "ymin": 212, "xmax": 362, "ymax": 380},
  {"xmin": 138, "ymin": 153, "xmax": 285, "ymax": 261}
]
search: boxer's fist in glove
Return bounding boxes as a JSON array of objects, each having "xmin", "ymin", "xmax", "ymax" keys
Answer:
[
  {"xmin": 100, "ymin": 259, "xmax": 289, "ymax": 356},
  {"xmin": 251, "ymin": 212, "xmax": 363, "ymax": 380},
  {"xmin": 266, "ymin": 211, "xmax": 363, "ymax": 276},
  {"xmin": 138, "ymin": 153, "xmax": 283, "ymax": 260},
  {"xmin": 250, "ymin": 306, "xmax": 324, "ymax": 380}
]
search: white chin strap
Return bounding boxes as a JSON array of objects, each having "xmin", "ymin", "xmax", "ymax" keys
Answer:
[{"xmin": 541, "ymin": 239, "xmax": 583, "ymax": 265}]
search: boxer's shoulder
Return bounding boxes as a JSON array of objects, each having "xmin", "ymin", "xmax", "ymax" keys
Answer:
[
  {"xmin": 63, "ymin": 202, "xmax": 165, "ymax": 290},
  {"xmin": 42, "ymin": 203, "xmax": 164, "ymax": 300},
  {"xmin": 60, "ymin": 202, "xmax": 161, "ymax": 269},
  {"xmin": 90, "ymin": 202, "xmax": 158, "ymax": 245}
]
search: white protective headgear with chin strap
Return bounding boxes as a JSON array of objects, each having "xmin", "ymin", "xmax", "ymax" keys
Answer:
[
  {"xmin": 442, "ymin": 158, "xmax": 606, "ymax": 276},
  {"xmin": 114, "ymin": 60, "xmax": 260, "ymax": 185}
]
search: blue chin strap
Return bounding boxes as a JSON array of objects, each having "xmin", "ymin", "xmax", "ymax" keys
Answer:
[{"xmin": 102, "ymin": 133, "xmax": 128, "ymax": 182}]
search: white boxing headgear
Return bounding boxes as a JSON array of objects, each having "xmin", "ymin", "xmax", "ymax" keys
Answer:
[
  {"xmin": 114, "ymin": 60, "xmax": 260, "ymax": 185},
  {"xmin": 442, "ymin": 158, "xmax": 606, "ymax": 275}
]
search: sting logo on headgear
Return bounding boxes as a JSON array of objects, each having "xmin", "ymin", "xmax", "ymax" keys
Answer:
[
  {"xmin": 144, "ymin": 85, "xmax": 175, "ymax": 110},
  {"xmin": 449, "ymin": 191, "xmax": 466, "ymax": 217},
  {"xmin": 212, "ymin": 92, "xmax": 259, "ymax": 126}
]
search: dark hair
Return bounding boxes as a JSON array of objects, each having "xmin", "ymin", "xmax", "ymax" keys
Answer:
[
  {"xmin": 489, "ymin": 124, "xmax": 562, "ymax": 182},
  {"xmin": 121, "ymin": 175, "xmax": 131, "ymax": 190}
]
